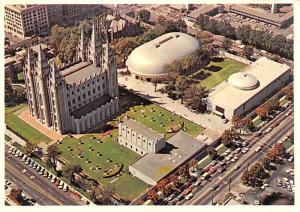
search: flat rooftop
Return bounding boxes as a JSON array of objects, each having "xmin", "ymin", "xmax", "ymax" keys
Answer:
[
  {"xmin": 130, "ymin": 131, "xmax": 207, "ymax": 183},
  {"xmin": 61, "ymin": 62, "xmax": 102, "ymax": 85},
  {"xmin": 70, "ymin": 94, "xmax": 112, "ymax": 119},
  {"xmin": 188, "ymin": 4, "xmax": 218, "ymax": 19},
  {"xmin": 121, "ymin": 119, "xmax": 164, "ymax": 141},
  {"xmin": 230, "ymin": 5, "xmax": 293, "ymax": 23},
  {"xmin": 209, "ymin": 57, "xmax": 290, "ymax": 110}
]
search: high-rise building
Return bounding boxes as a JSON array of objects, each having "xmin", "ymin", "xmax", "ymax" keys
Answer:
[
  {"xmin": 4, "ymin": 4, "xmax": 49, "ymax": 38},
  {"xmin": 24, "ymin": 21, "xmax": 119, "ymax": 134}
]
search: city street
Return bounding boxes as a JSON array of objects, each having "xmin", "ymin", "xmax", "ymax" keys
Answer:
[
  {"xmin": 5, "ymin": 148, "xmax": 83, "ymax": 205},
  {"xmin": 181, "ymin": 108, "xmax": 293, "ymax": 205}
]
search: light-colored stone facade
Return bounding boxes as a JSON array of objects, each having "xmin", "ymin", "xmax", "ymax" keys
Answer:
[
  {"xmin": 118, "ymin": 119, "xmax": 165, "ymax": 155},
  {"xmin": 5, "ymin": 4, "xmax": 49, "ymax": 38},
  {"xmin": 24, "ymin": 22, "xmax": 119, "ymax": 134}
]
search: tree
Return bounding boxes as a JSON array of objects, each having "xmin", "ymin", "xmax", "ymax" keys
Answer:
[
  {"xmin": 175, "ymin": 76, "xmax": 190, "ymax": 104},
  {"xmin": 221, "ymin": 129, "xmax": 234, "ymax": 147},
  {"xmin": 62, "ymin": 164, "xmax": 82, "ymax": 185},
  {"xmin": 222, "ymin": 38, "xmax": 233, "ymax": 50},
  {"xmin": 184, "ymin": 85, "xmax": 208, "ymax": 113},
  {"xmin": 178, "ymin": 164, "xmax": 189, "ymax": 177},
  {"xmin": 231, "ymin": 116, "xmax": 242, "ymax": 128},
  {"xmin": 261, "ymin": 157, "xmax": 271, "ymax": 169},
  {"xmin": 138, "ymin": 9, "xmax": 151, "ymax": 23},
  {"xmin": 156, "ymin": 179, "xmax": 168, "ymax": 194},
  {"xmin": 168, "ymin": 174, "xmax": 179, "ymax": 187},
  {"xmin": 243, "ymin": 118, "xmax": 255, "ymax": 131},
  {"xmin": 147, "ymin": 189, "xmax": 158, "ymax": 203},
  {"xmin": 207, "ymin": 146, "xmax": 218, "ymax": 160},
  {"xmin": 244, "ymin": 45, "xmax": 254, "ymax": 59},
  {"xmin": 281, "ymin": 85, "xmax": 293, "ymax": 101},
  {"xmin": 151, "ymin": 78, "xmax": 159, "ymax": 92},
  {"xmin": 256, "ymin": 106, "xmax": 268, "ymax": 119},
  {"xmin": 101, "ymin": 184, "xmax": 116, "ymax": 205},
  {"xmin": 24, "ymin": 142, "xmax": 37, "ymax": 157},
  {"xmin": 46, "ymin": 145, "xmax": 61, "ymax": 171},
  {"xmin": 265, "ymin": 97, "xmax": 279, "ymax": 113},
  {"xmin": 113, "ymin": 37, "xmax": 139, "ymax": 67},
  {"xmin": 188, "ymin": 158, "xmax": 197, "ymax": 168}
]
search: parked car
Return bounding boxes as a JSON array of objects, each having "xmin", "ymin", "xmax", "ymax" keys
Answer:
[
  {"xmin": 185, "ymin": 193, "xmax": 193, "ymax": 200},
  {"xmin": 210, "ymin": 184, "xmax": 219, "ymax": 191},
  {"xmin": 255, "ymin": 146, "xmax": 262, "ymax": 152}
]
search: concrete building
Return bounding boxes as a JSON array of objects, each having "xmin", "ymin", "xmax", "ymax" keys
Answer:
[
  {"xmin": 129, "ymin": 131, "xmax": 207, "ymax": 185},
  {"xmin": 207, "ymin": 57, "xmax": 291, "ymax": 120},
  {"xmin": 4, "ymin": 4, "xmax": 50, "ymax": 38},
  {"xmin": 186, "ymin": 4, "xmax": 220, "ymax": 22},
  {"xmin": 24, "ymin": 21, "xmax": 119, "ymax": 134},
  {"xmin": 126, "ymin": 32, "xmax": 200, "ymax": 81},
  {"xmin": 229, "ymin": 4, "xmax": 293, "ymax": 28},
  {"xmin": 118, "ymin": 119, "xmax": 165, "ymax": 155}
]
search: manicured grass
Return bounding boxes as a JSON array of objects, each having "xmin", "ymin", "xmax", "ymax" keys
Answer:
[
  {"xmin": 197, "ymin": 156, "xmax": 212, "ymax": 169},
  {"xmin": 192, "ymin": 58, "xmax": 247, "ymax": 90},
  {"xmin": 216, "ymin": 143, "xmax": 228, "ymax": 155},
  {"xmin": 17, "ymin": 72, "xmax": 24, "ymax": 81},
  {"xmin": 279, "ymin": 97, "xmax": 288, "ymax": 106},
  {"xmin": 5, "ymin": 104, "xmax": 52, "ymax": 145},
  {"xmin": 283, "ymin": 139, "xmax": 293, "ymax": 150},
  {"xmin": 58, "ymin": 134, "xmax": 148, "ymax": 200},
  {"xmin": 253, "ymin": 117, "xmax": 262, "ymax": 127},
  {"xmin": 117, "ymin": 104, "xmax": 204, "ymax": 138}
]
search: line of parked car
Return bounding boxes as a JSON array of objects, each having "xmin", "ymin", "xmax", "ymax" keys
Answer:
[{"xmin": 8, "ymin": 146, "xmax": 68, "ymax": 192}]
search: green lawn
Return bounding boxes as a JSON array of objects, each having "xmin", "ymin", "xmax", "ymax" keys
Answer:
[
  {"xmin": 283, "ymin": 139, "xmax": 293, "ymax": 150},
  {"xmin": 279, "ymin": 97, "xmax": 288, "ymax": 106},
  {"xmin": 117, "ymin": 104, "xmax": 204, "ymax": 138},
  {"xmin": 197, "ymin": 156, "xmax": 212, "ymax": 169},
  {"xmin": 192, "ymin": 58, "xmax": 247, "ymax": 90},
  {"xmin": 5, "ymin": 104, "xmax": 52, "ymax": 145},
  {"xmin": 17, "ymin": 72, "xmax": 24, "ymax": 81},
  {"xmin": 253, "ymin": 117, "xmax": 263, "ymax": 127},
  {"xmin": 216, "ymin": 143, "xmax": 228, "ymax": 155},
  {"xmin": 57, "ymin": 134, "xmax": 148, "ymax": 200}
]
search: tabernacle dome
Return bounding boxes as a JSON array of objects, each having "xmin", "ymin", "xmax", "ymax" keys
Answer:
[
  {"xmin": 228, "ymin": 72, "xmax": 259, "ymax": 90},
  {"xmin": 126, "ymin": 32, "xmax": 200, "ymax": 80}
]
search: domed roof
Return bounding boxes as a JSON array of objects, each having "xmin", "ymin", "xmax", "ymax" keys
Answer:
[
  {"xmin": 228, "ymin": 72, "xmax": 259, "ymax": 90},
  {"xmin": 126, "ymin": 32, "xmax": 200, "ymax": 77}
]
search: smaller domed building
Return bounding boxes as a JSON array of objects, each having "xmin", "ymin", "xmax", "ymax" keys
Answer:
[{"xmin": 207, "ymin": 57, "xmax": 291, "ymax": 120}]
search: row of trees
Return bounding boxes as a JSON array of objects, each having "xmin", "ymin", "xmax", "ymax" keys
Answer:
[
  {"xmin": 195, "ymin": 14, "xmax": 293, "ymax": 59},
  {"xmin": 241, "ymin": 143, "xmax": 285, "ymax": 186}
]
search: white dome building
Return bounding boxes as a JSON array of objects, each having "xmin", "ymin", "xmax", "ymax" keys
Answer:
[
  {"xmin": 207, "ymin": 57, "xmax": 291, "ymax": 120},
  {"xmin": 126, "ymin": 32, "xmax": 200, "ymax": 80},
  {"xmin": 228, "ymin": 72, "xmax": 259, "ymax": 90}
]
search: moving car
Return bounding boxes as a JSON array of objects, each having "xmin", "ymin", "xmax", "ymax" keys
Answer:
[{"xmin": 210, "ymin": 184, "xmax": 219, "ymax": 191}]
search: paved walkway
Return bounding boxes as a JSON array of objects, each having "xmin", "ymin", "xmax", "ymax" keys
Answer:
[
  {"xmin": 18, "ymin": 109, "xmax": 64, "ymax": 142},
  {"xmin": 5, "ymin": 128, "xmax": 27, "ymax": 146},
  {"xmin": 118, "ymin": 73, "xmax": 230, "ymax": 134}
]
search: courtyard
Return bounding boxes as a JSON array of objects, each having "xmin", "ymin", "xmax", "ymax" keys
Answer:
[
  {"xmin": 191, "ymin": 58, "xmax": 248, "ymax": 90},
  {"xmin": 118, "ymin": 103, "xmax": 205, "ymax": 139},
  {"xmin": 57, "ymin": 132, "xmax": 149, "ymax": 201}
]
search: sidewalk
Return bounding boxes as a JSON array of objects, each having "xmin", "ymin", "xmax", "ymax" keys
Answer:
[
  {"xmin": 118, "ymin": 73, "xmax": 230, "ymax": 134},
  {"xmin": 5, "ymin": 128, "xmax": 26, "ymax": 146}
]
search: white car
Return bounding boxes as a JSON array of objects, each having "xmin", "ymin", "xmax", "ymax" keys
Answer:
[
  {"xmin": 185, "ymin": 193, "xmax": 193, "ymax": 200},
  {"xmin": 255, "ymin": 146, "xmax": 262, "ymax": 152},
  {"xmin": 288, "ymin": 156, "xmax": 294, "ymax": 162},
  {"xmin": 21, "ymin": 169, "xmax": 27, "ymax": 174}
]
